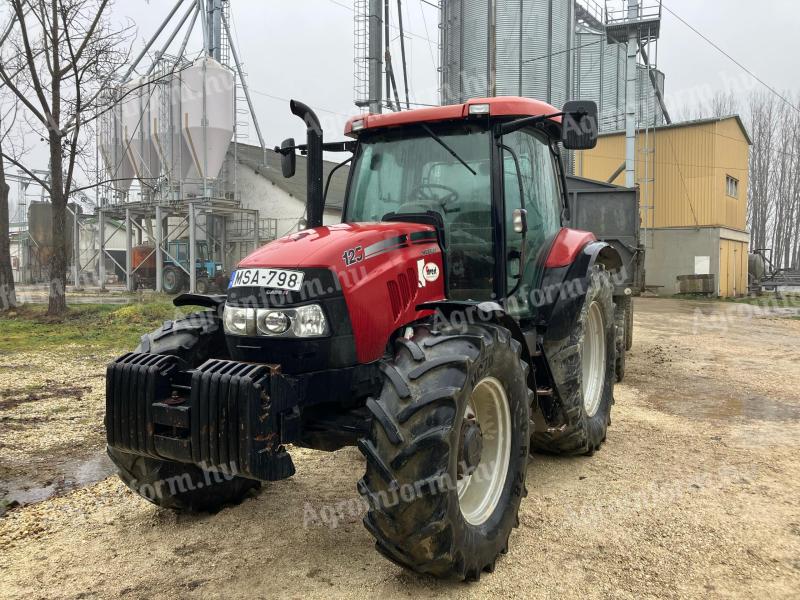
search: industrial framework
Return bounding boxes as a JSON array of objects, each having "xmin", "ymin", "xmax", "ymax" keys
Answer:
[
  {"xmin": 0, "ymin": 0, "xmax": 270, "ymax": 293},
  {"xmin": 85, "ymin": 0, "xmax": 270, "ymax": 294}
]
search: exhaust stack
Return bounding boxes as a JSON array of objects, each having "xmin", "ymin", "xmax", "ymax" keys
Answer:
[{"xmin": 290, "ymin": 100, "xmax": 324, "ymax": 229}]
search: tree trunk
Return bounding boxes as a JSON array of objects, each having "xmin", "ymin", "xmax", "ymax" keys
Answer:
[
  {"xmin": 0, "ymin": 153, "xmax": 17, "ymax": 310},
  {"xmin": 47, "ymin": 129, "xmax": 67, "ymax": 316}
]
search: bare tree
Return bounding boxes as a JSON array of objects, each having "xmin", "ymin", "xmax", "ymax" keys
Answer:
[
  {"xmin": 0, "ymin": 101, "xmax": 18, "ymax": 310},
  {"xmin": 0, "ymin": 0, "xmax": 130, "ymax": 315}
]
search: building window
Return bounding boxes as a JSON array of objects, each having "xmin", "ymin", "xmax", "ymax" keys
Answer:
[{"xmin": 726, "ymin": 175, "xmax": 739, "ymax": 198}]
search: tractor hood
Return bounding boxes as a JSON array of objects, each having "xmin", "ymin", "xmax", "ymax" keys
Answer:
[
  {"xmin": 232, "ymin": 221, "xmax": 447, "ymax": 365},
  {"xmin": 238, "ymin": 222, "xmax": 439, "ymax": 270}
]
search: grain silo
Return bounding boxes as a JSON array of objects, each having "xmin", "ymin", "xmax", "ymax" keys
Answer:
[{"xmin": 440, "ymin": 0, "xmax": 575, "ymax": 108}]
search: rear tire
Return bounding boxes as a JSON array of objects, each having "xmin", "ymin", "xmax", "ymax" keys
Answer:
[
  {"xmin": 533, "ymin": 267, "xmax": 616, "ymax": 456},
  {"xmin": 195, "ymin": 277, "xmax": 210, "ymax": 294},
  {"xmin": 358, "ymin": 323, "xmax": 531, "ymax": 580},
  {"xmin": 108, "ymin": 310, "xmax": 261, "ymax": 511},
  {"xmin": 162, "ymin": 265, "xmax": 184, "ymax": 295}
]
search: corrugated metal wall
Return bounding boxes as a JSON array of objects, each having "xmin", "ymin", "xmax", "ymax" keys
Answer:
[
  {"xmin": 575, "ymin": 118, "xmax": 750, "ymax": 231},
  {"xmin": 574, "ymin": 29, "xmax": 628, "ymax": 132},
  {"xmin": 441, "ymin": 0, "xmax": 573, "ymax": 106}
]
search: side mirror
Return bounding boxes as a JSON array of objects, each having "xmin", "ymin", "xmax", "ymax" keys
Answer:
[
  {"xmin": 561, "ymin": 100, "xmax": 598, "ymax": 150},
  {"xmin": 280, "ymin": 138, "xmax": 296, "ymax": 178}
]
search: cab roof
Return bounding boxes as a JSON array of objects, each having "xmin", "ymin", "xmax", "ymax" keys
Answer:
[{"xmin": 344, "ymin": 96, "xmax": 561, "ymax": 138}]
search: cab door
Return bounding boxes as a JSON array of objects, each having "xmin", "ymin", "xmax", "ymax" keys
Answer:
[{"xmin": 501, "ymin": 129, "xmax": 563, "ymax": 319}]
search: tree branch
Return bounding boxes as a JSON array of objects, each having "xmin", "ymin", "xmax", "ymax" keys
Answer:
[{"xmin": 0, "ymin": 152, "xmax": 51, "ymax": 192}]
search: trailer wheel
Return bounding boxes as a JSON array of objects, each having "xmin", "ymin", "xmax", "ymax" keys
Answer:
[
  {"xmin": 625, "ymin": 297, "xmax": 634, "ymax": 351},
  {"xmin": 614, "ymin": 296, "xmax": 629, "ymax": 382},
  {"xmin": 533, "ymin": 267, "xmax": 616, "ymax": 456},
  {"xmin": 108, "ymin": 311, "xmax": 260, "ymax": 511},
  {"xmin": 358, "ymin": 323, "xmax": 531, "ymax": 580}
]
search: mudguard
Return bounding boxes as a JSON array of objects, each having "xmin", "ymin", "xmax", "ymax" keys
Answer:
[{"xmin": 537, "ymin": 239, "xmax": 622, "ymax": 346}]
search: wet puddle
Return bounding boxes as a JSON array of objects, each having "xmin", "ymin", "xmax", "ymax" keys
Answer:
[
  {"xmin": 0, "ymin": 450, "xmax": 116, "ymax": 512},
  {"xmin": 647, "ymin": 394, "xmax": 800, "ymax": 423}
]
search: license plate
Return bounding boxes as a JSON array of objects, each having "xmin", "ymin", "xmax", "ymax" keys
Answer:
[{"xmin": 229, "ymin": 268, "xmax": 305, "ymax": 291}]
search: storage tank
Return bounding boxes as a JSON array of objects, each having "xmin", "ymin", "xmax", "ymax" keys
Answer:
[
  {"xmin": 98, "ymin": 93, "xmax": 135, "ymax": 196},
  {"xmin": 139, "ymin": 78, "xmax": 162, "ymax": 184},
  {"xmin": 441, "ymin": 0, "xmax": 575, "ymax": 106},
  {"xmin": 120, "ymin": 78, "xmax": 143, "ymax": 180},
  {"xmin": 179, "ymin": 56, "xmax": 234, "ymax": 183},
  {"xmin": 574, "ymin": 29, "xmax": 627, "ymax": 132}
]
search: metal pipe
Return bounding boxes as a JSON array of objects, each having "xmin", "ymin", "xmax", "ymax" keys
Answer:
[
  {"xmin": 220, "ymin": 11, "xmax": 266, "ymax": 152},
  {"xmin": 121, "ymin": 0, "xmax": 186, "ymax": 82},
  {"xmin": 396, "ymin": 0, "xmax": 410, "ymax": 109},
  {"xmin": 72, "ymin": 208, "xmax": 80, "ymax": 289},
  {"xmin": 211, "ymin": 0, "xmax": 223, "ymax": 61},
  {"xmin": 146, "ymin": 1, "xmax": 197, "ymax": 76},
  {"xmin": 368, "ymin": 0, "xmax": 383, "ymax": 113},
  {"xmin": 175, "ymin": 5, "xmax": 199, "ymax": 63},
  {"xmin": 252, "ymin": 210, "xmax": 260, "ymax": 252},
  {"xmin": 98, "ymin": 210, "xmax": 106, "ymax": 291},
  {"xmin": 625, "ymin": 31, "xmax": 637, "ymax": 188},
  {"xmin": 197, "ymin": 0, "xmax": 208, "ymax": 51},
  {"xmin": 125, "ymin": 208, "xmax": 133, "ymax": 292},
  {"xmin": 189, "ymin": 203, "xmax": 197, "ymax": 293},
  {"xmin": 155, "ymin": 205, "xmax": 164, "ymax": 292}
]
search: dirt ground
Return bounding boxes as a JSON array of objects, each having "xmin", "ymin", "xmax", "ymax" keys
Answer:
[{"xmin": 1, "ymin": 297, "xmax": 799, "ymax": 599}]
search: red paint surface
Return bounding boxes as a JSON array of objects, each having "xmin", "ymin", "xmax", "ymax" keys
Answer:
[
  {"xmin": 545, "ymin": 228, "xmax": 597, "ymax": 268},
  {"xmin": 238, "ymin": 223, "xmax": 446, "ymax": 363},
  {"xmin": 345, "ymin": 96, "xmax": 561, "ymax": 137}
]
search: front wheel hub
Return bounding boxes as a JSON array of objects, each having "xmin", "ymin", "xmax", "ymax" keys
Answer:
[
  {"xmin": 458, "ymin": 419, "xmax": 483, "ymax": 477},
  {"xmin": 457, "ymin": 377, "xmax": 512, "ymax": 526}
]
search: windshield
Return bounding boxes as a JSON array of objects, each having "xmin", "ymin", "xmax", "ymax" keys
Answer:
[{"xmin": 345, "ymin": 124, "xmax": 495, "ymax": 300}]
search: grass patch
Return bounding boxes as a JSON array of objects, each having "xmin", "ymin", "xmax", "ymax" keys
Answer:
[{"xmin": 0, "ymin": 299, "xmax": 206, "ymax": 354}]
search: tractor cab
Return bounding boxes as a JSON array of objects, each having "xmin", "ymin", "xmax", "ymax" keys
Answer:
[{"xmin": 336, "ymin": 97, "xmax": 599, "ymax": 319}]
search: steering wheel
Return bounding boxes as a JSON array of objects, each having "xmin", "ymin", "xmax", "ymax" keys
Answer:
[{"xmin": 407, "ymin": 183, "xmax": 460, "ymax": 213}]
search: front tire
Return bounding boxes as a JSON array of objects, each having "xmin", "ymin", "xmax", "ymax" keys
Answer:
[
  {"xmin": 358, "ymin": 323, "xmax": 531, "ymax": 580},
  {"xmin": 533, "ymin": 266, "xmax": 616, "ymax": 456}
]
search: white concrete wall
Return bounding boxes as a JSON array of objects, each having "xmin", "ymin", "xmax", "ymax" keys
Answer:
[
  {"xmin": 645, "ymin": 228, "xmax": 721, "ymax": 295},
  {"xmin": 235, "ymin": 164, "xmax": 341, "ymax": 237}
]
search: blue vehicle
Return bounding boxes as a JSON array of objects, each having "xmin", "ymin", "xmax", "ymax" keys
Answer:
[{"xmin": 162, "ymin": 239, "xmax": 225, "ymax": 294}]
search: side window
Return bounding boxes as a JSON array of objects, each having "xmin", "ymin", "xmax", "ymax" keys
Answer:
[{"xmin": 503, "ymin": 129, "xmax": 563, "ymax": 316}]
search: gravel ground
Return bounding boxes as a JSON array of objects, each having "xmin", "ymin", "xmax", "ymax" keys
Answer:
[{"xmin": 0, "ymin": 298, "xmax": 798, "ymax": 599}]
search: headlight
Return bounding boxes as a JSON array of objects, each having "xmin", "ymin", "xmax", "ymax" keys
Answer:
[
  {"xmin": 224, "ymin": 304, "xmax": 329, "ymax": 338},
  {"xmin": 292, "ymin": 304, "xmax": 329, "ymax": 337},
  {"xmin": 223, "ymin": 306, "xmax": 252, "ymax": 336},
  {"xmin": 257, "ymin": 310, "xmax": 291, "ymax": 335}
]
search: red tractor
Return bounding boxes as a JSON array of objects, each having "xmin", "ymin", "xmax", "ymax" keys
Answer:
[{"xmin": 106, "ymin": 96, "xmax": 623, "ymax": 580}]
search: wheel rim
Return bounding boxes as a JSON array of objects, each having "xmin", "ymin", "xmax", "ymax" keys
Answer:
[
  {"xmin": 457, "ymin": 377, "xmax": 512, "ymax": 526},
  {"xmin": 164, "ymin": 271, "xmax": 176, "ymax": 290},
  {"xmin": 582, "ymin": 301, "xmax": 607, "ymax": 418}
]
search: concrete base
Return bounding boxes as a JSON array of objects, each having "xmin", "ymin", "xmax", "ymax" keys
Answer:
[{"xmin": 644, "ymin": 227, "xmax": 750, "ymax": 298}]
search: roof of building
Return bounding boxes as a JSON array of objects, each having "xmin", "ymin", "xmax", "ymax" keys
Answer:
[
  {"xmin": 598, "ymin": 115, "xmax": 753, "ymax": 146},
  {"xmin": 344, "ymin": 96, "xmax": 562, "ymax": 137},
  {"xmin": 233, "ymin": 143, "xmax": 351, "ymax": 212}
]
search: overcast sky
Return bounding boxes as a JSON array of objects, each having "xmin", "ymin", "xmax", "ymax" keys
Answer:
[
  {"xmin": 110, "ymin": 0, "xmax": 799, "ymax": 151},
  {"xmin": 7, "ymin": 0, "xmax": 800, "ymax": 212}
]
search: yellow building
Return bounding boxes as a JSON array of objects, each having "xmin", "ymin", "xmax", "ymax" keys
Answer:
[{"xmin": 575, "ymin": 116, "xmax": 752, "ymax": 297}]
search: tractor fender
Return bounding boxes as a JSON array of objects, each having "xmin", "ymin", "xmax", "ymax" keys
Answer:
[
  {"xmin": 416, "ymin": 300, "xmax": 534, "ymax": 385},
  {"xmin": 537, "ymin": 240, "xmax": 622, "ymax": 344}
]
